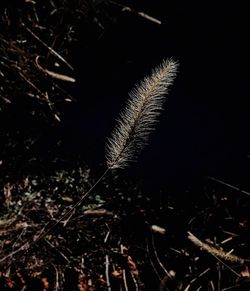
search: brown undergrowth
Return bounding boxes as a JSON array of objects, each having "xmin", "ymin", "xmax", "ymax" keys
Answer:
[{"xmin": 0, "ymin": 167, "xmax": 250, "ymax": 290}]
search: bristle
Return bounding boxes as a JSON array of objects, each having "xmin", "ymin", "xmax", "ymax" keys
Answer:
[{"xmin": 106, "ymin": 59, "xmax": 178, "ymax": 169}]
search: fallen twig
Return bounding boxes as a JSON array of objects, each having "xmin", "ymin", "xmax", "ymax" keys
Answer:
[
  {"xmin": 150, "ymin": 224, "xmax": 166, "ymax": 235},
  {"xmin": 187, "ymin": 231, "xmax": 244, "ymax": 270},
  {"xmin": 83, "ymin": 209, "xmax": 113, "ymax": 217},
  {"xmin": 35, "ymin": 56, "xmax": 75, "ymax": 83},
  {"xmin": 105, "ymin": 255, "xmax": 111, "ymax": 291},
  {"xmin": 207, "ymin": 176, "xmax": 250, "ymax": 197},
  {"xmin": 109, "ymin": 1, "xmax": 162, "ymax": 25}
]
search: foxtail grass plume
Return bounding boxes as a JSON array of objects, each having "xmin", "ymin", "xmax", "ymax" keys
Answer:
[{"xmin": 106, "ymin": 59, "xmax": 178, "ymax": 169}]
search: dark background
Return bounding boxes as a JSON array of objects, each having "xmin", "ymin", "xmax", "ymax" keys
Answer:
[
  {"xmin": 56, "ymin": 1, "xmax": 250, "ymax": 192},
  {"xmin": 2, "ymin": 1, "xmax": 250, "ymax": 192}
]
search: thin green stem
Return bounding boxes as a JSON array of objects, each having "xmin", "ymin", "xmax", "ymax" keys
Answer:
[
  {"xmin": 34, "ymin": 167, "xmax": 110, "ymax": 243},
  {"xmin": 0, "ymin": 167, "xmax": 110, "ymax": 263}
]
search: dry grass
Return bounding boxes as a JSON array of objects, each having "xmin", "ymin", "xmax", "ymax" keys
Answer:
[{"xmin": 1, "ymin": 2, "xmax": 250, "ymax": 291}]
